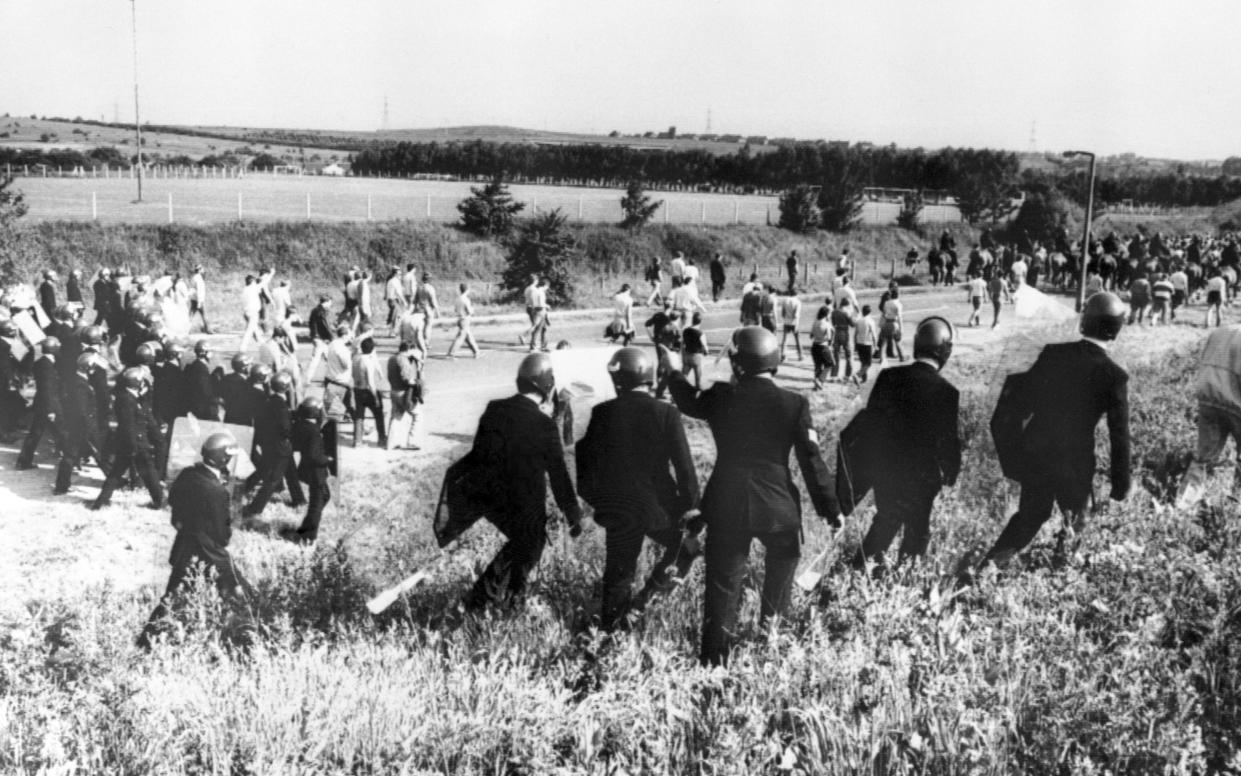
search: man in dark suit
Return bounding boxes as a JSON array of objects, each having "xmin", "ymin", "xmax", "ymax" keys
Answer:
[
  {"xmin": 45, "ymin": 305, "xmax": 80, "ymax": 384},
  {"xmin": 219, "ymin": 353, "xmax": 254, "ymax": 426},
  {"xmin": 851, "ymin": 317, "xmax": 961, "ymax": 571},
  {"xmin": 91, "ymin": 367, "xmax": 165, "ymax": 510},
  {"xmin": 55, "ymin": 354, "xmax": 102, "ymax": 494},
  {"xmin": 576, "ymin": 347, "xmax": 700, "ymax": 631},
  {"xmin": 92, "ymin": 269, "xmax": 115, "ymax": 327},
  {"xmin": 663, "ymin": 326, "xmax": 838, "ymax": 666},
  {"xmin": 66, "ymin": 269, "xmax": 83, "ymax": 305},
  {"xmin": 138, "ymin": 432, "xmax": 255, "ymax": 651},
  {"xmin": 151, "ymin": 342, "xmax": 186, "ymax": 429},
  {"xmin": 244, "ymin": 371, "xmax": 305, "ymax": 517},
  {"xmin": 290, "ymin": 396, "xmax": 332, "ymax": 543},
  {"xmin": 38, "ymin": 270, "xmax": 58, "ymax": 322},
  {"xmin": 78, "ymin": 326, "xmax": 112, "ymax": 439},
  {"xmin": 980, "ymin": 292, "xmax": 1131, "ymax": 569},
  {"xmin": 184, "ymin": 339, "xmax": 219, "ymax": 421},
  {"xmin": 464, "ymin": 353, "xmax": 582, "ymax": 611},
  {"xmin": 15, "ymin": 337, "xmax": 64, "ymax": 470}
]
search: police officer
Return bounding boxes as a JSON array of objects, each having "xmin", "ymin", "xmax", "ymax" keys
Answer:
[
  {"xmin": 290, "ymin": 396, "xmax": 332, "ymax": 543},
  {"xmin": 219, "ymin": 353, "xmax": 254, "ymax": 426},
  {"xmin": 464, "ymin": 352, "xmax": 582, "ymax": 611},
  {"xmin": 91, "ymin": 367, "xmax": 165, "ymax": 511},
  {"xmin": 151, "ymin": 342, "xmax": 186, "ymax": 431},
  {"xmin": 575, "ymin": 347, "xmax": 700, "ymax": 631},
  {"xmin": 850, "ymin": 317, "xmax": 961, "ymax": 572},
  {"xmin": 137, "ymin": 432, "xmax": 255, "ymax": 651},
  {"xmin": 78, "ymin": 326, "xmax": 112, "ymax": 439},
  {"xmin": 978, "ymin": 292, "xmax": 1130, "ymax": 571},
  {"xmin": 184, "ymin": 339, "xmax": 219, "ymax": 420},
  {"xmin": 662, "ymin": 326, "xmax": 837, "ymax": 666},
  {"xmin": 46, "ymin": 305, "xmax": 80, "ymax": 384},
  {"xmin": 15, "ymin": 337, "xmax": 63, "ymax": 471},
  {"xmin": 54, "ymin": 353, "xmax": 102, "ymax": 495},
  {"xmin": 243, "ymin": 371, "xmax": 305, "ymax": 517}
]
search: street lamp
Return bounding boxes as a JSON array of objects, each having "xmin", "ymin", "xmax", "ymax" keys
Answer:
[{"xmin": 1063, "ymin": 150, "xmax": 1096, "ymax": 312}]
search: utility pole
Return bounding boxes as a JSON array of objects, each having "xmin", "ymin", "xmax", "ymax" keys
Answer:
[
  {"xmin": 130, "ymin": 0, "xmax": 144, "ymax": 202},
  {"xmin": 1063, "ymin": 150, "xmax": 1097, "ymax": 312}
]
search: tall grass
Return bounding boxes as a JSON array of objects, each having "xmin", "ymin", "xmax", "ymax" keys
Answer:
[{"xmin": 2, "ymin": 322, "xmax": 1238, "ymax": 773}]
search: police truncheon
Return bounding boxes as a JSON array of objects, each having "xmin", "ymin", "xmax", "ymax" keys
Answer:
[{"xmin": 322, "ymin": 419, "xmax": 339, "ymax": 478}]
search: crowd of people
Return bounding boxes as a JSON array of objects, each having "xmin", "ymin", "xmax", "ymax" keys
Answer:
[{"xmin": 2, "ymin": 226, "xmax": 1237, "ymax": 660}]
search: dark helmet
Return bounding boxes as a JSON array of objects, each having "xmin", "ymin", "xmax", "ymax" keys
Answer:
[
  {"xmin": 162, "ymin": 341, "xmax": 183, "ymax": 362},
  {"xmin": 0, "ymin": 319, "xmax": 16, "ymax": 338},
  {"xmin": 607, "ymin": 347, "xmax": 655, "ymax": 391},
  {"xmin": 248, "ymin": 363, "xmax": 272, "ymax": 386},
  {"xmin": 230, "ymin": 352, "xmax": 252, "ymax": 373},
  {"xmin": 119, "ymin": 366, "xmax": 147, "ymax": 390},
  {"xmin": 54, "ymin": 303, "xmax": 74, "ymax": 321},
  {"xmin": 729, "ymin": 326, "xmax": 780, "ymax": 377},
  {"xmin": 297, "ymin": 395, "xmax": 325, "ymax": 423},
  {"xmin": 201, "ymin": 432, "xmax": 239, "ymax": 470},
  {"xmin": 516, "ymin": 352, "xmax": 556, "ymax": 399},
  {"xmin": 135, "ymin": 341, "xmax": 160, "ymax": 367},
  {"xmin": 270, "ymin": 370, "xmax": 294, "ymax": 394},
  {"xmin": 1080, "ymin": 291, "xmax": 1127, "ymax": 341},
  {"xmin": 913, "ymin": 316, "xmax": 955, "ymax": 369},
  {"xmin": 193, "ymin": 339, "xmax": 211, "ymax": 357},
  {"xmin": 41, "ymin": 336, "xmax": 62, "ymax": 356},
  {"xmin": 79, "ymin": 325, "xmax": 105, "ymax": 347}
]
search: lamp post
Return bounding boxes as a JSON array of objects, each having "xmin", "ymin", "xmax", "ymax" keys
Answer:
[
  {"xmin": 1063, "ymin": 150, "xmax": 1096, "ymax": 312},
  {"xmin": 130, "ymin": 0, "xmax": 144, "ymax": 202}
]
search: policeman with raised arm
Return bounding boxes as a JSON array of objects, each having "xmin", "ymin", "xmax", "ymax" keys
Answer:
[{"xmin": 661, "ymin": 326, "xmax": 838, "ymax": 666}]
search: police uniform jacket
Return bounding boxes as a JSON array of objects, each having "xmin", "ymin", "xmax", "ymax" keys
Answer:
[
  {"xmin": 218, "ymin": 372, "xmax": 252, "ymax": 425},
  {"xmin": 471, "ymin": 394, "xmax": 581, "ymax": 530},
  {"xmin": 575, "ymin": 390, "xmax": 699, "ymax": 532},
  {"xmin": 667, "ymin": 372, "xmax": 836, "ymax": 533},
  {"xmin": 112, "ymin": 389, "xmax": 154, "ymax": 457},
  {"xmin": 1015, "ymin": 340, "xmax": 1130, "ymax": 498},
  {"xmin": 39, "ymin": 281, "xmax": 56, "ymax": 320},
  {"xmin": 184, "ymin": 359, "xmax": 218, "ymax": 420},
  {"xmin": 292, "ymin": 418, "xmax": 330, "ymax": 483},
  {"xmin": 151, "ymin": 361, "xmax": 186, "ymax": 424},
  {"xmin": 166, "ymin": 463, "xmax": 237, "ymax": 583},
  {"xmin": 866, "ymin": 361, "xmax": 961, "ymax": 492},
  {"xmin": 63, "ymin": 373, "xmax": 98, "ymax": 447},
  {"xmin": 254, "ymin": 393, "xmax": 293, "ymax": 457},
  {"xmin": 31, "ymin": 355, "xmax": 62, "ymax": 416},
  {"xmin": 45, "ymin": 321, "xmax": 80, "ymax": 382}
]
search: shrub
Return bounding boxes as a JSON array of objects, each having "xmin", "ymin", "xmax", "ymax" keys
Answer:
[
  {"xmin": 896, "ymin": 189, "xmax": 924, "ymax": 232},
  {"xmin": 502, "ymin": 209, "xmax": 578, "ymax": 305},
  {"xmin": 456, "ymin": 174, "xmax": 525, "ymax": 240},
  {"xmin": 618, "ymin": 180, "xmax": 661, "ymax": 230},
  {"xmin": 777, "ymin": 185, "xmax": 821, "ymax": 233},
  {"xmin": 817, "ymin": 175, "xmax": 865, "ymax": 232}
]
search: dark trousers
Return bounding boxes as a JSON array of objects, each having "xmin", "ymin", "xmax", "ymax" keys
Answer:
[
  {"xmin": 137, "ymin": 552, "xmax": 254, "ymax": 651},
  {"xmin": 94, "ymin": 451, "xmax": 164, "ymax": 508},
  {"xmin": 851, "ymin": 484, "xmax": 937, "ymax": 570},
  {"xmin": 701, "ymin": 529, "xmax": 800, "ymax": 666},
  {"xmin": 245, "ymin": 451, "xmax": 305, "ymax": 515},
  {"xmin": 55, "ymin": 434, "xmax": 99, "ymax": 493},
  {"xmin": 466, "ymin": 523, "xmax": 548, "ymax": 610},
  {"xmin": 17, "ymin": 411, "xmax": 62, "ymax": 467},
  {"xmin": 984, "ymin": 479, "xmax": 1089, "ymax": 567},
  {"xmin": 711, "ymin": 280, "xmax": 725, "ymax": 302},
  {"xmin": 353, "ymin": 388, "xmax": 387, "ymax": 445},
  {"xmin": 600, "ymin": 518, "xmax": 699, "ymax": 631},
  {"xmin": 297, "ymin": 473, "xmax": 331, "ymax": 540}
]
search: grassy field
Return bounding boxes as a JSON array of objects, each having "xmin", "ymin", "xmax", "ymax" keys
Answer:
[
  {"xmin": 10, "ymin": 175, "xmax": 965, "ymax": 229},
  {"xmin": 1, "ymin": 315, "xmax": 1238, "ymax": 773}
]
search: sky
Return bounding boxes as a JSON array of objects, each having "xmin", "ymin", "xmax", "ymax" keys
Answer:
[{"xmin": 2, "ymin": 0, "xmax": 1238, "ymax": 160}]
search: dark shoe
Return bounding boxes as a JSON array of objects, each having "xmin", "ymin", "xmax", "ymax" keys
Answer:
[
  {"xmin": 288, "ymin": 500, "xmax": 307, "ymax": 509},
  {"xmin": 88, "ymin": 501, "xmax": 108, "ymax": 511},
  {"xmin": 14, "ymin": 462, "xmax": 34, "ymax": 471},
  {"xmin": 52, "ymin": 488, "xmax": 70, "ymax": 496}
]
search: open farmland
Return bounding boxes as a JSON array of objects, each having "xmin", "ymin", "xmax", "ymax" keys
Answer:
[{"xmin": 11, "ymin": 175, "xmax": 964, "ymax": 226}]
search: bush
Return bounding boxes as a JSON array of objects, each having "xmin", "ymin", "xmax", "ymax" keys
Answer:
[
  {"xmin": 1006, "ymin": 187, "xmax": 1073, "ymax": 247},
  {"xmin": 896, "ymin": 189, "xmax": 924, "ymax": 232},
  {"xmin": 817, "ymin": 176, "xmax": 865, "ymax": 232},
  {"xmin": 777, "ymin": 185, "xmax": 821, "ymax": 233},
  {"xmin": 456, "ymin": 174, "xmax": 525, "ymax": 240},
  {"xmin": 501, "ymin": 209, "xmax": 578, "ymax": 305},
  {"xmin": 618, "ymin": 180, "xmax": 661, "ymax": 230}
]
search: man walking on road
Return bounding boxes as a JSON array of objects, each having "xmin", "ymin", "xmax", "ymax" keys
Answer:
[{"xmin": 446, "ymin": 283, "xmax": 482, "ymax": 359}]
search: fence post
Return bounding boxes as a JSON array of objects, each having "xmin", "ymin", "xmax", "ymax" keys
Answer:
[
  {"xmin": 167, "ymin": 193, "xmax": 173, "ymax": 223},
  {"xmin": 92, "ymin": 192, "xmax": 97, "ymax": 221},
  {"xmin": 426, "ymin": 195, "xmax": 431, "ymax": 218},
  {"xmin": 578, "ymin": 195, "xmax": 584, "ymax": 220},
  {"xmin": 734, "ymin": 200, "xmax": 740, "ymax": 224},
  {"xmin": 237, "ymin": 192, "xmax": 243, "ymax": 220},
  {"xmin": 306, "ymin": 193, "xmax": 311, "ymax": 219},
  {"xmin": 701, "ymin": 201, "xmax": 706, "ymax": 225},
  {"xmin": 367, "ymin": 194, "xmax": 373, "ymax": 221},
  {"xmin": 664, "ymin": 202, "xmax": 669, "ymax": 224}
]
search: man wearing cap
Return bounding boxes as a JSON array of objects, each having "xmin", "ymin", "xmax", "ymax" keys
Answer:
[
  {"xmin": 463, "ymin": 352, "xmax": 582, "ymax": 611},
  {"xmin": 183, "ymin": 340, "xmax": 219, "ymax": 421},
  {"xmin": 661, "ymin": 326, "xmax": 838, "ymax": 666},
  {"xmin": 15, "ymin": 337, "xmax": 63, "ymax": 471},
  {"xmin": 976, "ymin": 292, "xmax": 1130, "ymax": 573},
  {"xmin": 576, "ymin": 347, "xmax": 700, "ymax": 631},
  {"xmin": 138, "ymin": 432, "xmax": 254, "ymax": 650},
  {"xmin": 219, "ymin": 353, "xmax": 254, "ymax": 426},
  {"xmin": 290, "ymin": 396, "xmax": 333, "ymax": 543},
  {"xmin": 850, "ymin": 317, "xmax": 961, "ymax": 573}
]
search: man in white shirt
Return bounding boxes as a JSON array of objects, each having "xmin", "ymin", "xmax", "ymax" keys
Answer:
[
  {"xmin": 447, "ymin": 283, "xmax": 481, "ymax": 358},
  {"xmin": 669, "ymin": 251, "xmax": 687, "ymax": 284},
  {"xmin": 668, "ymin": 277, "xmax": 706, "ymax": 322},
  {"xmin": 853, "ymin": 303, "xmax": 879, "ymax": 383},
  {"xmin": 776, "ymin": 290, "xmax": 803, "ymax": 361},
  {"xmin": 384, "ymin": 268, "xmax": 407, "ymax": 333},
  {"xmin": 683, "ymin": 259, "xmax": 700, "ymax": 286},
  {"xmin": 402, "ymin": 263, "xmax": 419, "ymax": 302},
  {"xmin": 271, "ymin": 280, "xmax": 292, "ymax": 325},
  {"xmin": 323, "ymin": 324, "xmax": 355, "ymax": 422},
  {"xmin": 413, "ymin": 273, "xmax": 439, "ymax": 347},
  {"xmin": 833, "ymin": 275, "xmax": 858, "ymax": 311},
  {"xmin": 519, "ymin": 274, "xmax": 540, "ymax": 346},
  {"xmin": 189, "ymin": 265, "xmax": 211, "ymax": 334},
  {"xmin": 1170, "ymin": 267, "xmax": 1190, "ymax": 320},
  {"xmin": 608, "ymin": 284, "xmax": 636, "ymax": 345},
  {"xmin": 239, "ymin": 275, "xmax": 264, "ymax": 351},
  {"xmin": 1010, "ymin": 256, "xmax": 1029, "ymax": 288},
  {"xmin": 527, "ymin": 278, "xmax": 550, "ymax": 352}
]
